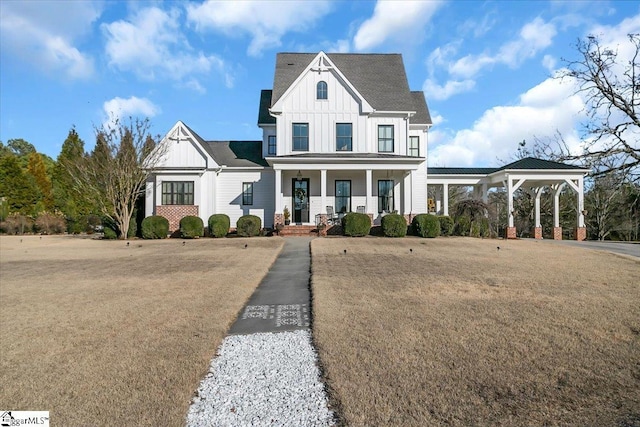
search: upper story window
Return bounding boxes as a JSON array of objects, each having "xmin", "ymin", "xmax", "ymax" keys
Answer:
[
  {"xmin": 242, "ymin": 182, "xmax": 253, "ymax": 205},
  {"xmin": 162, "ymin": 181, "xmax": 194, "ymax": 205},
  {"xmin": 409, "ymin": 136, "xmax": 419, "ymax": 157},
  {"xmin": 292, "ymin": 123, "xmax": 309, "ymax": 151},
  {"xmin": 336, "ymin": 123, "xmax": 352, "ymax": 151},
  {"xmin": 378, "ymin": 125, "xmax": 394, "ymax": 153},
  {"xmin": 317, "ymin": 81, "xmax": 328, "ymax": 100},
  {"xmin": 267, "ymin": 135, "xmax": 276, "ymax": 155}
]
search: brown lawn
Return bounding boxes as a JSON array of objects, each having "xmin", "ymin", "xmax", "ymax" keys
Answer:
[
  {"xmin": 0, "ymin": 235, "xmax": 283, "ymax": 427},
  {"xmin": 311, "ymin": 237, "xmax": 640, "ymax": 427}
]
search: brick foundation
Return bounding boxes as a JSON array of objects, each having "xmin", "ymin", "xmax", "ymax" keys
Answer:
[
  {"xmin": 506, "ymin": 226, "xmax": 517, "ymax": 239},
  {"xmin": 534, "ymin": 227, "xmax": 542, "ymax": 239},
  {"xmin": 273, "ymin": 213, "xmax": 284, "ymax": 227},
  {"xmin": 403, "ymin": 214, "xmax": 415, "ymax": 225},
  {"xmin": 575, "ymin": 227, "xmax": 586, "ymax": 241},
  {"xmin": 156, "ymin": 205, "xmax": 199, "ymax": 233},
  {"xmin": 553, "ymin": 227, "xmax": 562, "ymax": 240}
]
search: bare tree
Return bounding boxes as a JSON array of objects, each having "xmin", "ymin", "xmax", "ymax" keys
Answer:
[
  {"xmin": 63, "ymin": 118, "xmax": 164, "ymax": 239},
  {"xmin": 538, "ymin": 34, "xmax": 639, "ymax": 180}
]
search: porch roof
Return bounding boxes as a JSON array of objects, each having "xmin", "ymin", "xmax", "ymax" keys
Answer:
[{"xmin": 267, "ymin": 152, "xmax": 424, "ymax": 170}]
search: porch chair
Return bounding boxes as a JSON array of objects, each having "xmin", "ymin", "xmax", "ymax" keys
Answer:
[
  {"xmin": 326, "ymin": 206, "xmax": 339, "ymax": 225},
  {"xmin": 356, "ymin": 205, "xmax": 366, "ymax": 214}
]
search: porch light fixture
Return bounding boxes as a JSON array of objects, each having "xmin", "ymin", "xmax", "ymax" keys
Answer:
[{"xmin": 296, "ymin": 170, "xmax": 302, "ymax": 181}]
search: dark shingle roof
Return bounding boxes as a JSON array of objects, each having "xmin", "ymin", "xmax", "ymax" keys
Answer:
[
  {"xmin": 270, "ymin": 52, "xmax": 427, "ymax": 113},
  {"xmin": 500, "ymin": 157, "xmax": 587, "ymax": 170},
  {"xmin": 428, "ymin": 157, "xmax": 588, "ymax": 175},
  {"xmin": 258, "ymin": 90, "xmax": 275, "ymax": 125},
  {"xmin": 429, "ymin": 167, "xmax": 499, "ymax": 175},
  {"xmin": 410, "ymin": 91, "xmax": 431, "ymax": 125},
  {"xmin": 203, "ymin": 141, "xmax": 267, "ymax": 167}
]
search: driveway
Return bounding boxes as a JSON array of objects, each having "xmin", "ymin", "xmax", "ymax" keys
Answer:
[{"xmin": 536, "ymin": 239, "xmax": 639, "ymax": 258}]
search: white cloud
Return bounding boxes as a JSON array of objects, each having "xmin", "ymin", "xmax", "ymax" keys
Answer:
[
  {"xmin": 353, "ymin": 0, "xmax": 444, "ymax": 51},
  {"xmin": 428, "ymin": 76, "xmax": 585, "ymax": 167},
  {"xmin": 542, "ymin": 54, "xmax": 557, "ymax": 72},
  {"xmin": 102, "ymin": 6, "xmax": 232, "ymax": 90},
  {"xmin": 186, "ymin": 0, "xmax": 332, "ymax": 57},
  {"xmin": 103, "ymin": 96, "xmax": 160, "ymax": 127},
  {"xmin": 449, "ymin": 17, "xmax": 557, "ymax": 79},
  {"xmin": 0, "ymin": 1, "xmax": 100, "ymax": 79},
  {"xmin": 423, "ymin": 78, "xmax": 476, "ymax": 101}
]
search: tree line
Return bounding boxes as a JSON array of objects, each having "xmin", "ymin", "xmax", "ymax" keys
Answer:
[{"xmin": 0, "ymin": 118, "xmax": 161, "ymax": 239}]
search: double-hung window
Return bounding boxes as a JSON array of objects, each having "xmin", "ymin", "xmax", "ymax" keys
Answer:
[
  {"xmin": 267, "ymin": 135, "xmax": 276, "ymax": 155},
  {"xmin": 378, "ymin": 180, "xmax": 394, "ymax": 213},
  {"xmin": 292, "ymin": 123, "xmax": 309, "ymax": 151},
  {"xmin": 336, "ymin": 123, "xmax": 352, "ymax": 151},
  {"xmin": 242, "ymin": 182, "xmax": 253, "ymax": 205},
  {"xmin": 378, "ymin": 125, "xmax": 394, "ymax": 152},
  {"xmin": 317, "ymin": 81, "xmax": 328, "ymax": 100},
  {"xmin": 409, "ymin": 136, "xmax": 419, "ymax": 157},
  {"xmin": 335, "ymin": 180, "xmax": 351, "ymax": 214},
  {"xmin": 162, "ymin": 181, "xmax": 194, "ymax": 205}
]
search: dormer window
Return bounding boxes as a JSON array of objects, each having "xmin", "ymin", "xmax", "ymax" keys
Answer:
[{"xmin": 317, "ymin": 81, "xmax": 328, "ymax": 100}]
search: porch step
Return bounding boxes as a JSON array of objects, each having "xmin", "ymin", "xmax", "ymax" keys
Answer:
[{"xmin": 278, "ymin": 225, "xmax": 319, "ymax": 237}]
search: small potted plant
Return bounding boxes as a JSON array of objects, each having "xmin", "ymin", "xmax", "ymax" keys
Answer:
[{"xmin": 283, "ymin": 207, "xmax": 291, "ymax": 225}]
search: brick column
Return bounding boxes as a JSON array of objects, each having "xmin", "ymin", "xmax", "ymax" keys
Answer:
[
  {"xmin": 534, "ymin": 227, "xmax": 542, "ymax": 239},
  {"xmin": 575, "ymin": 227, "xmax": 586, "ymax": 241},
  {"xmin": 553, "ymin": 227, "xmax": 562, "ymax": 240},
  {"xmin": 506, "ymin": 227, "xmax": 517, "ymax": 239}
]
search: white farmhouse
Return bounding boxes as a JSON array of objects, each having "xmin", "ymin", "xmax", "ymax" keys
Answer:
[{"xmin": 145, "ymin": 51, "xmax": 432, "ymax": 231}]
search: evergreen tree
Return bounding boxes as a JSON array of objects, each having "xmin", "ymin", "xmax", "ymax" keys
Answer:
[
  {"xmin": 0, "ymin": 154, "xmax": 41, "ymax": 215},
  {"xmin": 53, "ymin": 128, "xmax": 92, "ymax": 220},
  {"xmin": 27, "ymin": 152, "xmax": 54, "ymax": 211}
]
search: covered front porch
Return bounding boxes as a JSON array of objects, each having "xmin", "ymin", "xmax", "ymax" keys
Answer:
[{"xmin": 267, "ymin": 155, "xmax": 426, "ymax": 228}]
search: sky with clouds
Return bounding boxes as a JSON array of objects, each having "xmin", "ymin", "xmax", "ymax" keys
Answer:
[{"xmin": 1, "ymin": 0, "xmax": 638, "ymax": 167}]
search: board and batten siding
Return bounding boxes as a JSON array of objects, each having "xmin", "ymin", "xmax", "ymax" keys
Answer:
[
  {"xmin": 216, "ymin": 170, "xmax": 275, "ymax": 228},
  {"xmin": 158, "ymin": 137, "xmax": 209, "ymax": 169}
]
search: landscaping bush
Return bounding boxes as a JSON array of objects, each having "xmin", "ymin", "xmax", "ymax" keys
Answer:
[
  {"xmin": 0, "ymin": 214, "xmax": 33, "ymax": 235},
  {"xmin": 141, "ymin": 215, "xmax": 169, "ymax": 239},
  {"xmin": 237, "ymin": 214, "xmax": 261, "ymax": 237},
  {"xmin": 454, "ymin": 215, "xmax": 471, "ymax": 236},
  {"xmin": 35, "ymin": 212, "xmax": 66, "ymax": 234},
  {"xmin": 412, "ymin": 214, "xmax": 440, "ymax": 238},
  {"xmin": 438, "ymin": 215, "xmax": 454, "ymax": 236},
  {"xmin": 208, "ymin": 214, "xmax": 230, "ymax": 238},
  {"xmin": 342, "ymin": 212, "xmax": 371, "ymax": 237},
  {"xmin": 470, "ymin": 217, "xmax": 490, "ymax": 238},
  {"xmin": 103, "ymin": 226, "xmax": 118, "ymax": 240},
  {"xmin": 381, "ymin": 213, "xmax": 407, "ymax": 237},
  {"xmin": 180, "ymin": 215, "xmax": 204, "ymax": 238}
]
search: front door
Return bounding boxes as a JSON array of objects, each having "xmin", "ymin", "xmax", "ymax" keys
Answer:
[{"xmin": 292, "ymin": 178, "xmax": 309, "ymax": 224}]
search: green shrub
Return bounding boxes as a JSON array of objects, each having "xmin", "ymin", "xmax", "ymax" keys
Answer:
[
  {"xmin": 454, "ymin": 215, "xmax": 471, "ymax": 236},
  {"xmin": 208, "ymin": 214, "xmax": 230, "ymax": 238},
  {"xmin": 141, "ymin": 215, "xmax": 169, "ymax": 239},
  {"xmin": 180, "ymin": 215, "xmax": 204, "ymax": 238},
  {"xmin": 471, "ymin": 217, "xmax": 490, "ymax": 238},
  {"xmin": 127, "ymin": 215, "xmax": 137, "ymax": 238},
  {"xmin": 438, "ymin": 215, "xmax": 454, "ymax": 236},
  {"xmin": 237, "ymin": 215, "xmax": 261, "ymax": 237},
  {"xmin": 342, "ymin": 212, "xmax": 371, "ymax": 237},
  {"xmin": 412, "ymin": 214, "xmax": 440, "ymax": 238},
  {"xmin": 381, "ymin": 213, "xmax": 407, "ymax": 237},
  {"xmin": 103, "ymin": 226, "xmax": 118, "ymax": 239}
]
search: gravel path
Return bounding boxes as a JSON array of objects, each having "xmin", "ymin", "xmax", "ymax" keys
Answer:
[{"xmin": 186, "ymin": 330, "xmax": 335, "ymax": 426}]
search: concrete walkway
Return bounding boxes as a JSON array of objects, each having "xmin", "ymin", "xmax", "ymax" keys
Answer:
[
  {"xmin": 228, "ymin": 237, "xmax": 313, "ymax": 335},
  {"xmin": 532, "ymin": 238, "xmax": 639, "ymax": 258}
]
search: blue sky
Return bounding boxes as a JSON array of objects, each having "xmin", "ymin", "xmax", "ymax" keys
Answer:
[{"xmin": 1, "ymin": 0, "xmax": 638, "ymax": 167}]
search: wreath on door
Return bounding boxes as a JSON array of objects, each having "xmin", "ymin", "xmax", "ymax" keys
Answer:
[{"xmin": 295, "ymin": 187, "xmax": 306, "ymax": 203}]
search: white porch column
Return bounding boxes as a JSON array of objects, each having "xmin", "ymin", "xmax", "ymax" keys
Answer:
[
  {"xmin": 443, "ymin": 183, "xmax": 449, "ymax": 216},
  {"xmin": 366, "ymin": 169, "xmax": 373, "ymax": 213},
  {"xmin": 481, "ymin": 183, "xmax": 488, "ymax": 204},
  {"xmin": 275, "ymin": 169, "xmax": 282, "ymax": 212},
  {"xmin": 553, "ymin": 183, "xmax": 566, "ymax": 227},
  {"xmin": 577, "ymin": 177, "xmax": 585, "ymax": 227},
  {"xmin": 403, "ymin": 172, "xmax": 412, "ymax": 214},
  {"xmin": 534, "ymin": 187, "xmax": 542, "ymax": 227},
  {"xmin": 507, "ymin": 178, "xmax": 514, "ymax": 228},
  {"xmin": 320, "ymin": 169, "xmax": 327, "ymax": 214}
]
